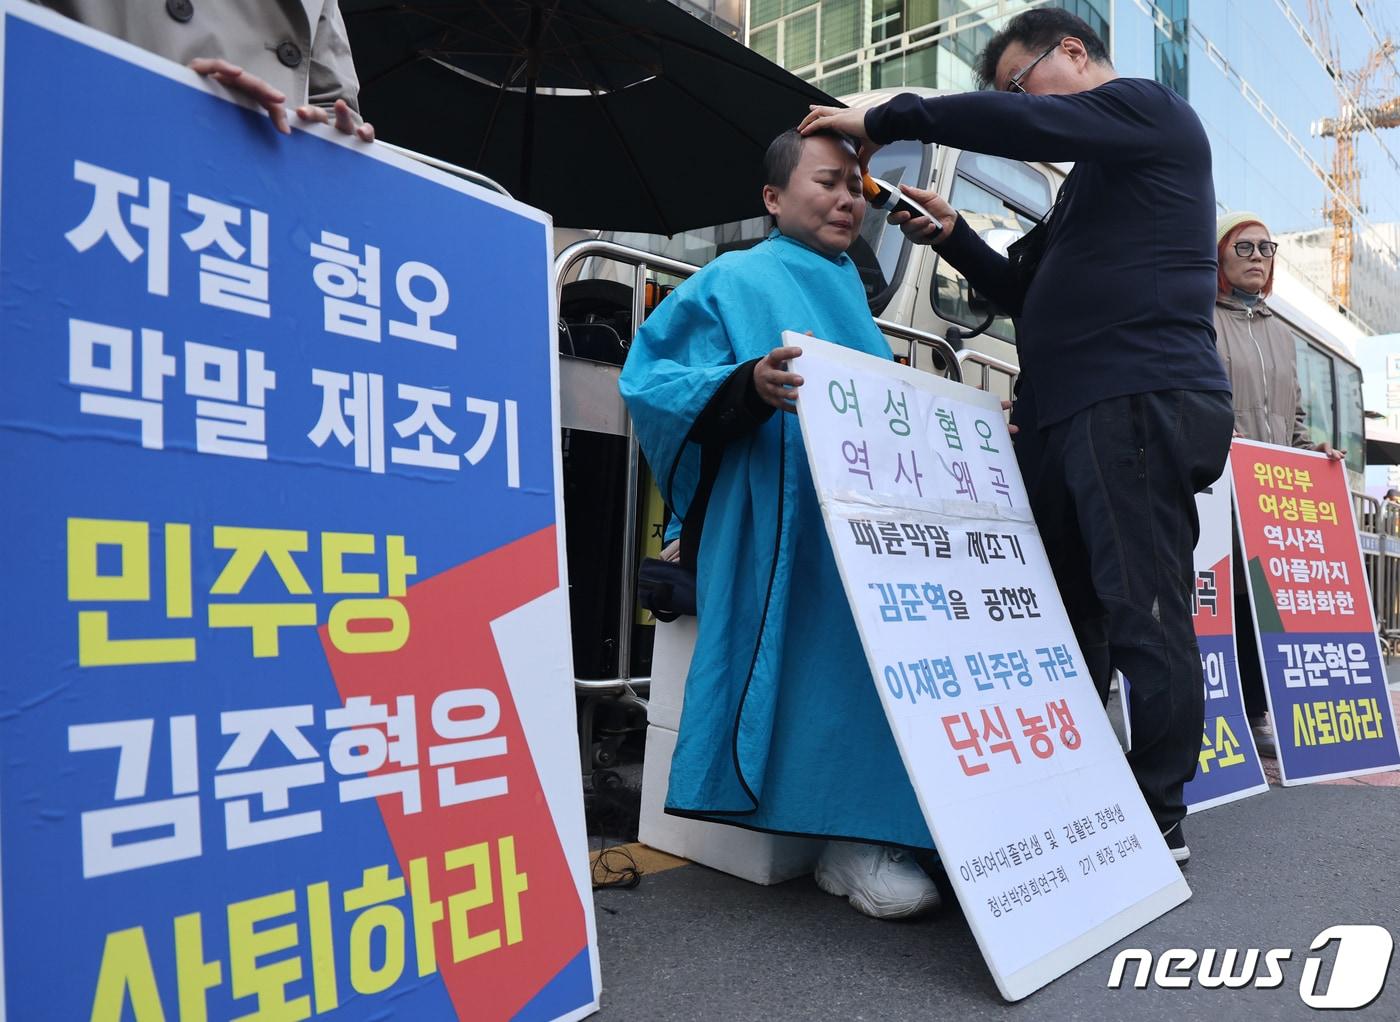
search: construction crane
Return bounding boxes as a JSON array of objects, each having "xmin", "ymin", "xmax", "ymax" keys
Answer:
[{"xmin": 1307, "ymin": 0, "xmax": 1399, "ymax": 308}]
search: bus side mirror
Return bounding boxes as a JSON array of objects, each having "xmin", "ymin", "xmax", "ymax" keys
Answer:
[
  {"xmin": 967, "ymin": 286, "xmax": 994, "ymax": 318},
  {"xmin": 944, "ymin": 285, "xmax": 1000, "ymax": 352}
]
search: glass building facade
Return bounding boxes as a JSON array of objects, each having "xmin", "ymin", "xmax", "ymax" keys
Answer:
[
  {"xmin": 746, "ymin": 1, "xmax": 1111, "ymax": 96},
  {"xmin": 675, "ymin": 0, "xmax": 746, "ymax": 38},
  {"xmin": 1151, "ymin": 0, "xmax": 1188, "ymax": 99}
]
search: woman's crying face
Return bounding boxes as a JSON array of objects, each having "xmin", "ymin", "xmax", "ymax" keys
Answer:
[{"xmin": 764, "ymin": 134, "xmax": 866, "ymax": 258}]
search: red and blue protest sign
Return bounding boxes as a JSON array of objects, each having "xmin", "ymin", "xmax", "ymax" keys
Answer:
[
  {"xmin": 0, "ymin": 6, "xmax": 598, "ymax": 1019},
  {"xmin": 1232, "ymin": 439, "xmax": 1400, "ymax": 784},
  {"xmin": 1182, "ymin": 467, "xmax": 1268, "ymax": 811}
]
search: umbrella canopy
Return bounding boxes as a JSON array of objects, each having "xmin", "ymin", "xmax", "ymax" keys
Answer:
[{"xmin": 342, "ymin": 0, "xmax": 839, "ymax": 234}]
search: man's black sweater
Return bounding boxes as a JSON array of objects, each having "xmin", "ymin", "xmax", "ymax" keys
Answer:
[{"xmin": 866, "ymin": 78, "xmax": 1231, "ymax": 428}]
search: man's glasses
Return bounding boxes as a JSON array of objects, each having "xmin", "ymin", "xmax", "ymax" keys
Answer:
[
  {"xmin": 1006, "ymin": 40, "xmax": 1063, "ymax": 93},
  {"xmin": 1234, "ymin": 240, "xmax": 1279, "ymax": 258}
]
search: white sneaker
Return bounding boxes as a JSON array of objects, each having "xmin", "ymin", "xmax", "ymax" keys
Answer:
[
  {"xmin": 814, "ymin": 841, "xmax": 941, "ymax": 920},
  {"xmin": 1162, "ymin": 822, "xmax": 1191, "ymax": 865},
  {"xmin": 1250, "ymin": 715, "xmax": 1278, "ymax": 759}
]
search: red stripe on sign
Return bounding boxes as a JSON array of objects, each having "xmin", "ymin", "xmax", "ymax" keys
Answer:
[
  {"xmin": 1194, "ymin": 552, "xmax": 1234, "ymax": 638},
  {"xmin": 319, "ymin": 526, "xmax": 587, "ymax": 1020}
]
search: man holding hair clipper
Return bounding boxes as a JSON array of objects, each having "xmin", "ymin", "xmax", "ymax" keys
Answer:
[{"xmin": 801, "ymin": 8, "xmax": 1233, "ymax": 865}]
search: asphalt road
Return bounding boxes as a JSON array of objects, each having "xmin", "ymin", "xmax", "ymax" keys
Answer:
[{"xmin": 592, "ymin": 768, "xmax": 1399, "ymax": 1020}]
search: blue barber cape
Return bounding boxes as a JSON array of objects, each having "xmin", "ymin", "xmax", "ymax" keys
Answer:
[{"xmin": 620, "ymin": 232, "xmax": 934, "ymax": 849}]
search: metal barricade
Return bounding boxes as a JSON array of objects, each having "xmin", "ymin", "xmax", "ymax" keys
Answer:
[
  {"xmin": 1354, "ymin": 491, "xmax": 1384, "ymax": 641},
  {"xmin": 1383, "ymin": 503, "xmax": 1400, "ymax": 659},
  {"xmin": 554, "ymin": 242, "xmax": 701, "ymax": 772},
  {"xmin": 956, "ymin": 349, "xmax": 1019, "ymax": 396},
  {"xmin": 1362, "ymin": 494, "xmax": 1400, "ymax": 658},
  {"xmin": 554, "ymin": 241, "xmax": 702, "ymax": 699},
  {"xmin": 1352, "ymin": 491, "xmax": 1400, "ymax": 659},
  {"xmin": 877, "ymin": 321, "xmax": 963, "ymax": 382}
]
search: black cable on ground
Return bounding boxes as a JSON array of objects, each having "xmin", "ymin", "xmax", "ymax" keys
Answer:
[
  {"xmin": 591, "ymin": 842, "xmax": 642, "ymax": 890},
  {"xmin": 587, "ymin": 768, "xmax": 643, "ymax": 890}
]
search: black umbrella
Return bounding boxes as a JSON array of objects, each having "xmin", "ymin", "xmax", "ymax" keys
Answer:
[{"xmin": 341, "ymin": 0, "xmax": 838, "ymax": 234}]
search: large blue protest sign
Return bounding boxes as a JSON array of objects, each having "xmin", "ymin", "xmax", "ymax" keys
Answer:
[{"xmin": 0, "ymin": 5, "xmax": 598, "ymax": 1019}]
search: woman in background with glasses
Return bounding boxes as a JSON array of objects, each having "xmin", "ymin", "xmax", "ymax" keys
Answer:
[{"xmin": 1213, "ymin": 211, "xmax": 1345, "ymax": 758}]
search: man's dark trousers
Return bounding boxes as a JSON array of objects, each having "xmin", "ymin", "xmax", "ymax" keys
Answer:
[{"xmin": 1019, "ymin": 389, "xmax": 1235, "ymax": 831}]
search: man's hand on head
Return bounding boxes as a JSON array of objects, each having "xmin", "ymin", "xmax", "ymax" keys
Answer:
[
  {"xmin": 297, "ymin": 99, "xmax": 376, "ymax": 142},
  {"xmin": 887, "ymin": 184, "xmax": 958, "ymax": 246},
  {"xmin": 798, "ymin": 104, "xmax": 883, "ymax": 171}
]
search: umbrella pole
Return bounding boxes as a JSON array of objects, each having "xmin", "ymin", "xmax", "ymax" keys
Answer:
[{"xmin": 520, "ymin": 5, "xmax": 541, "ymax": 204}]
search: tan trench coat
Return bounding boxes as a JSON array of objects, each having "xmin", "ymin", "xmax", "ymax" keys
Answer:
[{"xmin": 34, "ymin": 0, "xmax": 360, "ymax": 114}]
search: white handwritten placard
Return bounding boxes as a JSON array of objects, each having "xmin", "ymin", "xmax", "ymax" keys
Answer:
[{"xmin": 793, "ymin": 332, "xmax": 1189, "ymax": 1001}]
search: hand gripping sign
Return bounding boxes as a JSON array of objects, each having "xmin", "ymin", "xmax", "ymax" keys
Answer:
[
  {"xmin": 793, "ymin": 333, "xmax": 1188, "ymax": 1001},
  {"xmin": 1231, "ymin": 438, "xmax": 1400, "ymax": 784},
  {"xmin": 0, "ymin": 6, "xmax": 598, "ymax": 1020}
]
